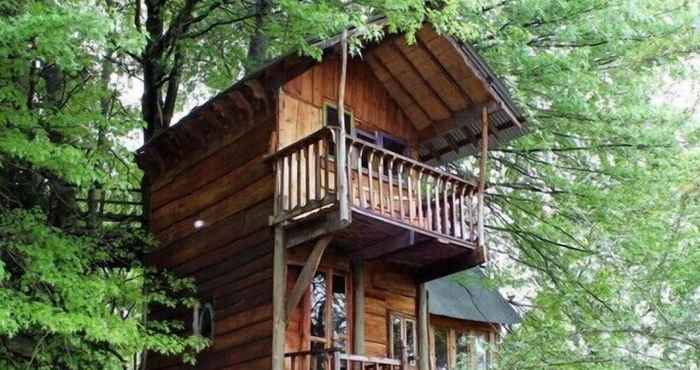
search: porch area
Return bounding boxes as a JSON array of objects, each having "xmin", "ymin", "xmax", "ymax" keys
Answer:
[{"xmin": 267, "ymin": 126, "xmax": 485, "ymax": 277}]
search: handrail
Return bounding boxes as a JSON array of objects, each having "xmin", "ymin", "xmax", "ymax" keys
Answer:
[
  {"xmin": 285, "ymin": 348, "xmax": 406, "ymax": 370},
  {"xmin": 266, "ymin": 127, "xmax": 335, "ymax": 162},
  {"xmin": 346, "ymin": 135, "xmax": 477, "ymax": 188}
]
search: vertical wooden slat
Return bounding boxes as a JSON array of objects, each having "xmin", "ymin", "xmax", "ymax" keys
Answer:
[
  {"xmin": 368, "ymin": 150, "xmax": 376, "ymax": 210},
  {"xmin": 434, "ymin": 178, "xmax": 441, "ymax": 233},
  {"xmin": 416, "ymin": 170, "xmax": 424, "ymax": 228},
  {"xmin": 297, "ymin": 149, "xmax": 303, "ymax": 209},
  {"xmin": 314, "ymin": 141, "xmax": 321, "ymax": 201},
  {"xmin": 407, "ymin": 165, "xmax": 415, "ymax": 223},
  {"xmin": 397, "ymin": 163, "xmax": 404, "ymax": 220},
  {"xmin": 324, "ymin": 138, "xmax": 330, "ymax": 200},
  {"xmin": 443, "ymin": 181, "xmax": 450, "ymax": 236},
  {"xmin": 378, "ymin": 154, "xmax": 385, "ymax": 214},
  {"xmin": 347, "ymin": 144, "xmax": 355, "ymax": 205},
  {"xmin": 425, "ymin": 176, "xmax": 432, "ymax": 231},
  {"xmin": 358, "ymin": 146, "xmax": 366, "ymax": 208},
  {"xmin": 286, "ymin": 155, "xmax": 293, "ymax": 211},
  {"xmin": 304, "ymin": 145, "xmax": 311, "ymax": 205},
  {"xmin": 272, "ymin": 226, "xmax": 286, "ymax": 370},
  {"xmin": 388, "ymin": 159, "xmax": 395, "ymax": 218},
  {"xmin": 459, "ymin": 186, "xmax": 467, "ymax": 239}
]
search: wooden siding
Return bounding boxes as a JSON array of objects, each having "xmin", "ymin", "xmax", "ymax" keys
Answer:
[
  {"xmin": 145, "ymin": 102, "xmax": 276, "ymax": 370},
  {"xmin": 279, "ymin": 55, "xmax": 419, "ymax": 154}
]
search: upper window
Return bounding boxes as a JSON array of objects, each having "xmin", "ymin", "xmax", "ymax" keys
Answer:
[
  {"xmin": 389, "ymin": 313, "xmax": 417, "ymax": 366},
  {"xmin": 324, "ymin": 104, "xmax": 352, "ymax": 135}
]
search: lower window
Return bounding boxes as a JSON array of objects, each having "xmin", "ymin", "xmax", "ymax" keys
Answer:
[
  {"xmin": 432, "ymin": 327, "xmax": 495, "ymax": 370},
  {"xmin": 389, "ymin": 313, "xmax": 417, "ymax": 365}
]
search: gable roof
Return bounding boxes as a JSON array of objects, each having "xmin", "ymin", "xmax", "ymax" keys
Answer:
[
  {"xmin": 136, "ymin": 19, "xmax": 526, "ymax": 177},
  {"xmin": 427, "ymin": 269, "xmax": 521, "ymax": 325}
]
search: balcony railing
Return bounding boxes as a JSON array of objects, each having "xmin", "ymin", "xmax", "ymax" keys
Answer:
[
  {"xmin": 267, "ymin": 127, "xmax": 480, "ymax": 245},
  {"xmin": 285, "ymin": 348, "xmax": 406, "ymax": 370}
]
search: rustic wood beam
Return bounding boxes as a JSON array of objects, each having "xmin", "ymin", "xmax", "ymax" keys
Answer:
[
  {"xmin": 478, "ymin": 106, "xmax": 488, "ymax": 259},
  {"xmin": 389, "ymin": 40, "xmax": 453, "ymax": 115},
  {"xmin": 368, "ymin": 52, "xmax": 434, "ymax": 125},
  {"xmin": 415, "ymin": 34, "xmax": 473, "ymax": 105},
  {"xmin": 352, "ymin": 258, "xmax": 365, "ymax": 357},
  {"xmin": 337, "ymin": 29, "xmax": 351, "ymax": 224},
  {"xmin": 417, "ymin": 283, "xmax": 430, "ymax": 370},
  {"xmin": 285, "ymin": 235, "xmax": 333, "ymax": 318},
  {"xmin": 354, "ymin": 230, "xmax": 415, "ymax": 260},
  {"xmin": 272, "ymin": 226, "xmax": 287, "ymax": 370}
]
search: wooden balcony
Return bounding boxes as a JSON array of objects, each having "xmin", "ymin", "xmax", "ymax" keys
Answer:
[{"xmin": 267, "ymin": 127, "xmax": 484, "ymax": 278}]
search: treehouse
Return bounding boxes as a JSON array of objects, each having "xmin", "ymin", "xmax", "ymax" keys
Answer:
[{"xmin": 137, "ymin": 19, "xmax": 525, "ymax": 370}]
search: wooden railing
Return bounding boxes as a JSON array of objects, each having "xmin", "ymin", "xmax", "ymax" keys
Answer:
[
  {"xmin": 269, "ymin": 128, "xmax": 339, "ymax": 225},
  {"xmin": 268, "ymin": 127, "xmax": 480, "ymax": 244},
  {"xmin": 285, "ymin": 348, "xmax": 406, "ymax": 370},
  {"xmin": 346, "ymin": 136, "xmax": 478, "ymax": 243}
]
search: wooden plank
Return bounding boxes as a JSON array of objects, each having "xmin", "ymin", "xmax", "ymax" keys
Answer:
[
  {"xmin": 285, "ymin": 235, "xmax": 333, "ymax": 317},
  {"xmin": 155, "ymin": 175, "xmax": 274, "ymax": 247},
  {"xmin": 354, "ymin": 231, "xmax": 415, "ymax": 260}
]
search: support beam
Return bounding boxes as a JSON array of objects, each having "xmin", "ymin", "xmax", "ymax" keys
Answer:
[
  {"xmin": 355, "ymin": 230, "xmax": 415, "ymax": 260},
  {"xmin": 272, "ymin": 226, "xmax": 287, "ymax": 370},
  {"xmin": 417, "ymin": 283, "xmax": 430, "ymax": 370},
  {"xmin": 478, "ymin": 106, "xmax": 489, "ymax": 260},
  {"xmin": 337, "ymin": 29, "xmax": 351, "ymax": 224},
  {"xmin": 352, "ymin": 258, "xmax": 365, "ymax": 356},
  {"xmin": 285, "ymin": 235, "xmax": 333, "ymax": 318}
]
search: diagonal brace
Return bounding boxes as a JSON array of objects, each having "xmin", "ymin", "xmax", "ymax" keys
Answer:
[{"xmin": 285, "ymin": 235, "xmax": 333, "ymax": 318}]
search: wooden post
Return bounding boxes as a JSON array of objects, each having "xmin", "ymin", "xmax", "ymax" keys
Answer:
[
  {"xmin": 352, "ymin": 258, "xmax": 365, "ymax": 356},
  {"xmin": 337, "ymin": 28, "xmax": 350, "ymax": 224},
  {"xmin": 272, "ymin": 225, "xmax": 287, "ymax": 370},
  {"xmin": 417, "ymin": 283, "xmax": 430, "ymax": 370},
  {"xmin": 478, "ymin": 106, "xmax": 489, "ymax": 261}
]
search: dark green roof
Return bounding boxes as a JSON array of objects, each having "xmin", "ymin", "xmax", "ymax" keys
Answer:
[{"xmin": 426, "ymin": 269, "xmax": 521, "ymax": 325}]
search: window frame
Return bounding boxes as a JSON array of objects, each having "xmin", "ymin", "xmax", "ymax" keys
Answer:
[
  {"xmin": 307, "ymin": 268, "xmax": 351, "ymax": 353},
  {"xmin": 430, "ymin": 325, "xmax": 498, "ymax": 370},
  {"xmin": 388, "ymin": 312, "xmax": 418, "ymax": 366},
  {"xmin": 323, "ymin": 102, "xmax": 353, "ymax": 135}
]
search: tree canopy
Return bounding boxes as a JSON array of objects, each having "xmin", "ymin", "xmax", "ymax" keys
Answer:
[{"xmin": 1, "ymin": 0, "xmax": 699, "ymax": 369}]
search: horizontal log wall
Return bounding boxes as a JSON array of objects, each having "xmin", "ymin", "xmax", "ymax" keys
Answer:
[{"xmin": 145, "ymin": 91, "xmax": 276, "ymax": 370}]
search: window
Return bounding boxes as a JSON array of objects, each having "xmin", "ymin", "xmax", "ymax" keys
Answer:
[
  {"xmin": 455, "ymin": 332, "xmax": 472, "ymax": 370},
  {"xmin": 431, "ymin": 327, "xmax": 496, "ymax": 370},
  {"xmin": 324, "ymin": 104, "xmax": 352, "ymax": 135},
  {"xmin": 378, "ymin": 134, "xmax": 407, "ymax": 156},
  {"xmin": 193, "ymin": 302, "xmax": 215, "ymax": 340},
  {"xmin": 308, "ymin": 270, "xmax": 349, "ymax": 370},
  {"xmin": 434, "ymin": 328, "xmax": 449, "ymax": 370},
  {"xmin": 389, "ymin": 314, "xmax": 417, "ymax": 365}
]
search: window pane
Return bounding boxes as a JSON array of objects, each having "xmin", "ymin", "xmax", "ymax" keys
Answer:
[
  {"xmin": 474, "ymin": 332, "xmax": 488, "ymax": 370},
  {"xmin": 456, "ymin": 332, "xmax": 471, "ymax": 370},
  {"xmin": 391, "ymin": 316, "xmax": 402, "ymax": 359},
  {"xmin": 310, "ymin": 272, "xmax": 327, "ymax": 338},
  {"xmin": 325, "ymin": 106, "xmax": 351, "ymax": 134},
  {"xmin": 332, "ymin": 275, "xmax": 347, "ymax": 340},
  {"xmin": 405, "ymin": 320, "xmax": 416, "ymax": 365},
  {"xmin": 434, "ymin": 328, "xmax": 449, "ymax": 370}
]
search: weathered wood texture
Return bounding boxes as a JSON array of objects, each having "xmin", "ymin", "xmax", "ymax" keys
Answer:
[
  {"xmin": 279, "ymin": 55, "xmax": 419, "ymax": 153},
  {"xmin": 145, "ymin": 91, "xmax": 276, "ymax": 370}
]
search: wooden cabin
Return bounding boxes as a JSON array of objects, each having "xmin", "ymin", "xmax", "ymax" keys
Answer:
[
  {"xmin": 137, "ymin": 19, "xmax": 525, "ymax": 370},
  {"xmin": 427, "ymin": 270, "xmax": 520, "ymax": 370}
]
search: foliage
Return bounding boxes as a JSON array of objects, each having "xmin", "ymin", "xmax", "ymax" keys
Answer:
[
  {"xmin": 447, "ymin": 1, "xmax": 700, "ymax": 368},
  {"xmin": 0, "ymin": 1, "xmax": 207, "ymax": 368}
]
